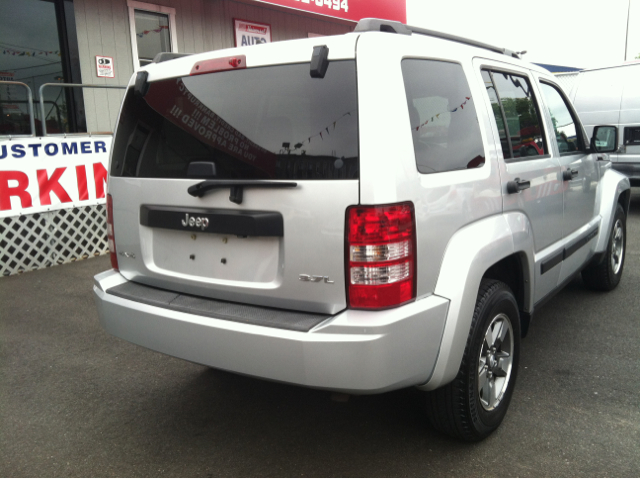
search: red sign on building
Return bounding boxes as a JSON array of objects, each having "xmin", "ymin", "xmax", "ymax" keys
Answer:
[{"xmin": 253, "ymin": 0, "xmax": 406, "ymax": 23}]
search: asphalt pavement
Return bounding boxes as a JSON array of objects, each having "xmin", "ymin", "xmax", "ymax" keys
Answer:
[{"xmin": 1, "ymin": 190, "xmax": 639, "ymax": 477}]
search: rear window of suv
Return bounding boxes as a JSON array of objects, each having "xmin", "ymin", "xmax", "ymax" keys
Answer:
[
  {"xmin": 402, "ymin": 59, "xmax": 485, "ymax": 174},
  {"xmin": 110, "ymin": 61, "xmax": 359, "ymax": 180}
]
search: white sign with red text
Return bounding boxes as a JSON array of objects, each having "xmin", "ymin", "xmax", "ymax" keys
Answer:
[
  {"xmin": 96, "ymin": 56, "xmax": 115, "ymax": 78},
  {"xmin": 234, "ymin": 19, "xmax": 272, "ymax": 47},
  {"xmin": 0, "ymin": 136, "xmax": 112, "ymax": 218}
]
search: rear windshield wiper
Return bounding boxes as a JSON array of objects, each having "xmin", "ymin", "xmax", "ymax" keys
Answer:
[{"xmin": 188, "ymin": 180, "xmax": 297, "ymax": 204}]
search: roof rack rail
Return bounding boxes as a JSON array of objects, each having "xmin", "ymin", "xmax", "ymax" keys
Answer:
[
  {"xmin": 152, "ymin": 52, "xmax": 194, "ymax": 64},
  {"xmin": 354, "ymin": 18, "xmax": 520, "ymax": 59}
]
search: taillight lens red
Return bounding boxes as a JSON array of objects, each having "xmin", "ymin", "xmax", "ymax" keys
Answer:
[
  {"xmin": 346, "ymin": 203, "xmax": 416, "ymax": 310},
  {"xmin": 106, "ymin": 194, "xmax": 118, "ymax": 271}
]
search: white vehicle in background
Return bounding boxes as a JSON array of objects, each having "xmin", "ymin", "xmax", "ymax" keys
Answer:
[
  {"xmin": 570, "ymin": 62, "xmax": 640, "ymax": 186},
  {"xmin": 93, "ymin": 18, "xmax": 630, "ymax": 441}
]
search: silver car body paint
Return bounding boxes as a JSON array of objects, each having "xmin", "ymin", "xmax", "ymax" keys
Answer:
[
  {"xmin": 110, "ymin": 178, "xmax": 358, "ymax": 314},
  {"xmin": 95, "ymin": 28, "xmax": 631, "ymax": 394},
  {"xmin": 593, "ymin": 167, "xmax": 631, "ymax": 253}
]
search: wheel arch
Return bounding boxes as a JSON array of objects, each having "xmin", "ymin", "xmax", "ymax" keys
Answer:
[
  {"xmin": 482, "ymin": 252, "xmax": 532, "ymax": 337},
  {"xmin": 618, "ymin": 186, "xmax": 631, "ymax": 217},
  {"xmin": 417, "ymin": 213, "xmax": 534, "ymax": 391},
  {"xmin": 594, "ymin": 168, "xmax": 631, "ymax": 254}
]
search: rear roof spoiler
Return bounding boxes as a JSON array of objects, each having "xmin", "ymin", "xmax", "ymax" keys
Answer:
[{"xmin": 354, "ymin": 18, "xmax": 520, "ymax": 59}]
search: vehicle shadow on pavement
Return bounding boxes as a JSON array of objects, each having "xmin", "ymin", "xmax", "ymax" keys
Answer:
[{"xmin": 119, "ymin": 364, "xmax": 472, "ymax": 475}]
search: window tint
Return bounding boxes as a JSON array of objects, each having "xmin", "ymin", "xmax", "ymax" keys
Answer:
[
  {"xmin": 484, "ymin": 70, "xmax": 546, "ymax": 160},
  {"xmin": 539, "ymin": 83, "xmax": 583, "ymax": 153},
  {"xmin": 624, "ymin": 126, "xmax": 640, "ymax": 154},
  {"xmin": 481, "ymin": 71, "xmax": 510, "ymax": 159},
  {"xmin": 402, "ymin": 60, "xmax": 485, "ymax": 173},
  {"xmin": 111, "ymin": 61, "xmax": 359, "ymax": 180}
]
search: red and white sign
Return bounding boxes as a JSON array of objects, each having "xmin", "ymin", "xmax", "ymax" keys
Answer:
[
  {"xmin": 0, "ymin": 136, "xmax": 112, "ymax": 218},
  {"xmin": 96, "ymin": 55, "xmax": 115, "ymax": 78},
  {"xmin": 234, "ymin": 19, "xmax": 272, "ymax": 47},
  {"xmin": 0, "ymin": 71, "xmax": 15, "ymax": 82},
  {"xmin": 252, "ymin": 0, "xmax": 405, "ymax": 23}
]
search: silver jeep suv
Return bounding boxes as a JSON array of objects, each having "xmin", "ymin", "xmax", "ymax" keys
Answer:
[{"xmin": 94, "ymin": 19, "xmax": 630, "ymax": 441}]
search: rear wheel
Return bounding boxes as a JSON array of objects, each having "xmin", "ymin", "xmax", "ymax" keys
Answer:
[
  {"xmin": 425, "ymin": 279, "xmax": 521, "ymax": 441},
  {"xmin": 582, "ymin": 203, "xmax": 626, "ymax": 291}
]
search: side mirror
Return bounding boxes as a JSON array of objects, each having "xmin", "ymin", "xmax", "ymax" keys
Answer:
[{"xmin": 590, "ymin": 125, "xmax": 618, "ymax": 153}]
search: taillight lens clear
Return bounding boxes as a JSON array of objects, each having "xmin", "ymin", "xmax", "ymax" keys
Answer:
[
  {"xmin": 106, "ymin": 194, "xmax": 118, "ymax": 271},
  {"xmin": 346, "ymin": 203, "xmax": 416, "ymax": 309}
]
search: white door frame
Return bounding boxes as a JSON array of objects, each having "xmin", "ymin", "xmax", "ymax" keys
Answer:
[{"xmin": 127, "ymin": 0, "xmax": 178, "ymax": 71}]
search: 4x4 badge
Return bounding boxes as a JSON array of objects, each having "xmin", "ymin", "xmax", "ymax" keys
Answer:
[{"xmin": 299, "ymin": 274, "xmax": 334, "ymax": 284}]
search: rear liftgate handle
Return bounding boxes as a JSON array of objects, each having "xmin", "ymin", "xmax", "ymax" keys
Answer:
[{"xmin": 506, "ymin": 177, "xmax": 531, "ymax": 194}]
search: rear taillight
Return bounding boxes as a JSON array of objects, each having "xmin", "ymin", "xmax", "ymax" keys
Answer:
[
  {"xmin": 346, "ymin": 202, "xmax": 416, "ymax": 310},
  {"xmin": 106, "ymin": 194, "xmax": 118, "ymax": 271}
]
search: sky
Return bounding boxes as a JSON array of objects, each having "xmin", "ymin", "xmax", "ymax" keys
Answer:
[{"xmin": 406, "ymin": 0, "xmax": 640, "ymax": 69}]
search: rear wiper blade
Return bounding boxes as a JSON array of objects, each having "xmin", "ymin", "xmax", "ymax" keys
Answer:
[{"xmin": 188, "ymin": 180, "xmax": 297, "ymax": 204}]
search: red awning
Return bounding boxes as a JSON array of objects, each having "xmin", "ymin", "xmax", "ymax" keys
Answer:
[{"xmin": 250, "ymin": 0, "xmax": 405, "ymax": 23}]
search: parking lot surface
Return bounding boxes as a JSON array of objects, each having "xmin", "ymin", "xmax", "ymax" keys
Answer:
[{"xmin": 2, "ymin": 190, "xmax": 639, "ymax": 477}]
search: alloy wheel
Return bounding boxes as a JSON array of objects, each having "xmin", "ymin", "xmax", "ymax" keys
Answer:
[{"xmin": 477, "ymin": 313, "xmax": 514, "ymax": 411}]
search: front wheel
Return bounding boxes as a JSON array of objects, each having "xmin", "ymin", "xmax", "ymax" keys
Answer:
[
  {"xmin": 582, "ymin": 203, "xmax": 626, "ymax": 291},
  {"xmin": 424, "ymin": 279, "xmax": 521, "ymax": 441}
]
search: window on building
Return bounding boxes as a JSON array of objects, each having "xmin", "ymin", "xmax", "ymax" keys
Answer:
[
  {"xmin": 127, "ymin": 1, "xmax": 177, "ymax": 70},
  {"xmin": 402, "ymin": 59, "xmax": 485, "ymax": 174},
  {"xmin": 0, "ymin": 0, "xmax": 85, "ymax": 135}
]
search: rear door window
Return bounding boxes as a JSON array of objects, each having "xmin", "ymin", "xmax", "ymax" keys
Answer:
[
  {"xmin": 482, "ymin": 70, "xmax": 547, "ymax": 160},
  {"xmin": 110, "ymin": 61, "xmax": 359, "ymax": 180},
  {"xmin": 402, "ymin": 59, "xmax": 485, "ymax": 174}
]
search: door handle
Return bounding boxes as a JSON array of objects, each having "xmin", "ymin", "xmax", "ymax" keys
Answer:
[
  {"xmin": 562, "ymin": 168, "xmax": 579, "ymax": 181},
  {"xmin": 506, "ymin": 177, "xmax": 531, "ymax": 194}
]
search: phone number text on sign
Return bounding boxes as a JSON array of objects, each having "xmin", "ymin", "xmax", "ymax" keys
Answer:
[{"xmin": 297, "ymin": 0, "xmax": 348, "ymax": 12}]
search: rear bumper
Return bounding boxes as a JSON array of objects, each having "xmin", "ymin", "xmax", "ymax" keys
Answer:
[{"xmin": 94, "ymin": 269, "xmax": 449, "ymax": 394}]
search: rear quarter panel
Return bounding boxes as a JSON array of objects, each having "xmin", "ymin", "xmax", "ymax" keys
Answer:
[{"xmin": 356, "ymin": 33, "xmax": 503, "ymax": 299}]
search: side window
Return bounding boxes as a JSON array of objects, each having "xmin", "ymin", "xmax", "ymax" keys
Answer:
[
  {"xmin": 402, "ymin": 59, "xmax": 485, "ymax": 174},
  {"xmin": 483, "ymin": 70, "xmax": 547, "ymax": 160},
  {"xmin": 539, "ymin": 82, "xmax": 584, "ymax": 153},
  {"xmin": 482, "ymin": 71, "xmax": 510, "ymax": 158},
  {"xmin": 624, "ymin": 127, "xmax": 640, "ymax": 154}
]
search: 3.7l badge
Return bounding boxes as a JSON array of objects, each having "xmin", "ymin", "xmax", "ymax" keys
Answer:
[{"xmin": 299, "ymin": 274, "xmax": 334, "ymax": 284}]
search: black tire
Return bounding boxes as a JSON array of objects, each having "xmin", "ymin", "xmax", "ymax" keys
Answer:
[
  {"xmin": 424, "ymin": 279, "xmax": 521, "ymax": 442},
  {"xmin": 582, "ymin": 203, "xmax": 626, "ymax": 291}
]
